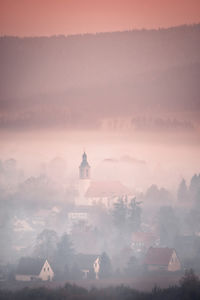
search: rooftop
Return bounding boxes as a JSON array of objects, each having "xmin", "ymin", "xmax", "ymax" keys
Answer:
[
  {"xmin": 85, "ymin": 180, "xmax": 130, "ymax": 198},
  {"xmin": 144, "ymin": 247, "xmax": 175, "ymax": 266},
  {"xmin": 16, "ymin": 257, "xmax": 47, "ymax": 275}
]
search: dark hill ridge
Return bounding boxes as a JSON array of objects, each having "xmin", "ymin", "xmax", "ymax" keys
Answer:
[{"xmin": 0, "ymin": 24, "xmax": 200, "ymax": 129}]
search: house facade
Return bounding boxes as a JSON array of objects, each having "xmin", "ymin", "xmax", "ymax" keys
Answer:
[{"xmin": 131, "ymin": 232, "xmax": 159, "ymax": 254}]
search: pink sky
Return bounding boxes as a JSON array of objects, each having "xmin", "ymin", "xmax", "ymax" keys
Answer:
[
  {"xmin": 0, "ymin": 0, "xmax": 200, "ymax": 189},
  {"xmin": 1, "ymin": 0, "xmax": 200, "ymax": 36}
]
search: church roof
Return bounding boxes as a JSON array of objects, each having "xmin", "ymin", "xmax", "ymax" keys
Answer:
[{"xmin": 85, "ymin": 181, "xmax": 130, "ymax": 198}]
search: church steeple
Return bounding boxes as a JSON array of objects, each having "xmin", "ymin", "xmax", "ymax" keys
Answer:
[{"xmin": 79, "ymin": 152, "xmax": 90, "ymax": 179}]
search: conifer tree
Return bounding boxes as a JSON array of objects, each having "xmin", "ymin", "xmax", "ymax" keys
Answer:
[
  {"xmin": 177, "ymin": 178, "xmax": 188, "ymax": 202},
  {"xmin": 99, "ymin": 252, "xmax": 112, "ymax": 279}
]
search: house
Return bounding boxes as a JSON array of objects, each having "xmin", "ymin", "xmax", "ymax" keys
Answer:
[
  {"xmin": 67, "ymin": 205, "xmax": 90, "ymax": 233},
  {"xmin": 131, "ymin": 232, "xmax": 159, "ymax": 253},
  {"xmin": 15, "ymin": 257, "xmax": 54, "ymax": 281},
  {"xmin": 75, "ymin": 254, "xmax": 100, "ymax": 279},
  {"xmin": 144, "ymin": 247, "xmax": 181, "ymax": 271},
  {"xmin": 68, "ymin": 211, "xmax": 88, "ymax": 223}
]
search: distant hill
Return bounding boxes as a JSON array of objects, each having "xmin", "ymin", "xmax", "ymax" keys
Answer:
[{"xmin": 0, "ymin": 24, "xmax": 200, "ymax": 129}]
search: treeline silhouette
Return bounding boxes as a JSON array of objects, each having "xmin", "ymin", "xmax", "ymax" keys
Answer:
[
  {"xmin": 0, "ymin": 24, "xmax": 200, "ymax": 129},
  {"xmin": 0, "ymin": 270, "xmax": 200, "ymax": 300}
]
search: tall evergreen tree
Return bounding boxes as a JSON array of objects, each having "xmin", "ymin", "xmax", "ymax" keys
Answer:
[
  {"xmin": 125, "ymin": 256, "xmax": 139, "ymax": 276},
  {"xmin": 112, "ymin": 197, "xmax": 127, "ymax": 232},
  {"xmin": 98, "ymin": 252, "xmax": 112, "ymax": 279},
  {"xmin": 189, "ymin": 174, "xmax": 200, "ymax": 204},
  {"xmin": 55, "ymin": 233, "xmax": 74, "ymax": 270},
  {"xmin": 33, "ymin": 229, "xmax": 58, "ymax": 260},
  {"xmin": 112, "ymin": 196, "xmax": 142, "ymax": 243},
  {"xmin": 177, "ymin": 178, "xmax": 188, "ymax": 202},
  {"xmin": 127, "ymin": 197, "xmax": 142, "ymax": 232},
  {"xmin": 158, "ymin": 206, "xmax": 179, "ymax": 246}
]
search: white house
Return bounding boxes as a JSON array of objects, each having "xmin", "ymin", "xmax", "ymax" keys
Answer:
[{"xmin": 15, "ymin": 257, "xmax": 54, "ymax": 281}]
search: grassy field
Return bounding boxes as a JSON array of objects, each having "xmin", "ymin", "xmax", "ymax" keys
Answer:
[{"xmin": 0, "ymin": 271, "xmax": 183, "ymax": 291}]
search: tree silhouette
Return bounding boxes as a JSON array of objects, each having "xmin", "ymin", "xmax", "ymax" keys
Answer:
[
  {"xmin": 125, "ymin": 256, "xmax": 139, "ymax": 276},
  {"xmin": 99, "ymin": 252, "xmax": 112, "ymax": 279},
  {"xmin": 189, "ymin": 174, "xmax": 200, "ymax": 203},
  {"xmin": 177, "ymin": 178, "xmax": 188, "ymax": 202},
  {"xmin": 158, "ymin": 206, "xmax": 179, "ymax": 246},
  {"xmin": 33, "ymin": 229, "xmax": 58, "ymax": 260},
  {"xmin": 180, "ymin": 269, "xmax": 200, "ymax": 299},
  {"xmin": 55, "ymin": 233, "xmax": 74, "ymax": 271},
  {"xmin": 112, "ymin": 197, "xmax": 127, "ymax": 232},
  {"xmin": 127, "ymin": 197, "xmax": 142, "ymax": 233}
]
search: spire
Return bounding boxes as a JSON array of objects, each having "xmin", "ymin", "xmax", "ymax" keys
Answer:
[
  {"xmin": 82, "ymin": 152, "xmax": 87, "ymax": 162},
  {"xmin": 79, "ymin": 152, "xmax": 90, "ymax": 179}
]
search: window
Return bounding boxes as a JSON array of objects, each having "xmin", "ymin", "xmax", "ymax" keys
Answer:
[
  {"xmin": 47, "ymin": 267, "xmax": 49, "ymax": 271},
  {"xmin": 44, "ymin": 268, "xmax": 46, "ymax": 272}
]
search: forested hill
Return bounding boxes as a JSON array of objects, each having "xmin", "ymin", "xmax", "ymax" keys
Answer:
[{"xmin": 0, "ymin": 24, "xmax": 200, "ymax": 129}]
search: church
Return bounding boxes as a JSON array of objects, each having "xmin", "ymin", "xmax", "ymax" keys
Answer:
[{"xmin": 77, "ymin": 152, "xmax": 131, "ymax": 208}]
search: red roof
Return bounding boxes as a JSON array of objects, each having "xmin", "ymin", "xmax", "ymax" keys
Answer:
[
  {"xmin": 85, "ymin": 181, "xmax": 130, "ymax": 198},
  {"xmin": 144, "ymin": 247, "xmax": 174, "ymax": 266}
]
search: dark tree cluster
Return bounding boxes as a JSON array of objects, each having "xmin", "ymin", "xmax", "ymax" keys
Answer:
[{"xmin": 112, "ymin": 197, "xmax": 142, "ymax": 234}]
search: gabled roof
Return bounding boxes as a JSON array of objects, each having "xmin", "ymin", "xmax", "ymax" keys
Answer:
[
  {"xmin": 85, "ymin": 181, "xmax": 130, "ymax": 198},
  {"xmin": 75, "ymin": 254, "xmax": 99, "ymax": 270},
  {"xmin": 16, "ymin": 257, "xmax": 47, "ymax": 275},
  {"xmin": 144, "ymin": 247, "xmax": 174, "ymax": 266}
]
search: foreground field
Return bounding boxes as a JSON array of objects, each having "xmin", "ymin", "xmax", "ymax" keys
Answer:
[
  {"xmin": 0, "ymin": 271, "xmax": 183, "ymax": 291},
  {"xmin": 0, "ymin": 270, "xmax": 200, "ymax": 300}
]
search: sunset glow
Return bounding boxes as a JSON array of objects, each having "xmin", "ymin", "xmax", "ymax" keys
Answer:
[{"xmin": 1, "ymin": 0, "xmax": 200, "ymax": 36}]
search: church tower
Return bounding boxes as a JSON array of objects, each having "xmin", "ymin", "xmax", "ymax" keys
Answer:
[
  {"xmin": 77, "ymin": 152, "xmax": 91, "ymax": 205},
  {"xmin": 79, "ymin": 152, "xmax": 90, "ymax": 179}
]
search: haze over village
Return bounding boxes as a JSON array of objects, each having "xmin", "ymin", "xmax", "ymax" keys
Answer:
[{"xmin": 0, "ymin": 0, "xmax": 200, "ymax": 299}]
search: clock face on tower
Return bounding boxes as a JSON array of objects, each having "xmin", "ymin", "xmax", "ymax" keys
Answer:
[{"xmin": 79, "ymin": 152, "xmax": 90, "ymax": 179}]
